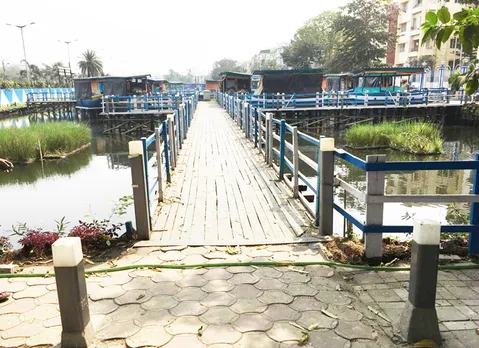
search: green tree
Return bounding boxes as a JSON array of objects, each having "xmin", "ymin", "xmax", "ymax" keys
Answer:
[
  {"xmin": 282, "ymin": 11, "xmax": 338, "ymax": 69},
  {"xmin": 422, "ymin": 5, "xmax": 479, "ymax": 94},
  {"xmin": 209, "ymin": 59, "xmax": 245, "ymax": 80},
  {"xmin": 330, "ymin": 0, "xmax": 396, "ymax": 72},
  {"xmin": 78, "ymin": 50, "xmax": 104, "ymax": 77},
  {"xmin": 249, "ymin": 58, "xmax": 279, "ymax": 72}
]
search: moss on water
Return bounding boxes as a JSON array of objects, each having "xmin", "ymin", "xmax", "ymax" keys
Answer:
[
  {"xmin": 345, "ymin": 122, "xmax": 443, "ymax": 155},
  {"xmin": 0, "ymin": 122, "xmax": 92, "ymax": 163}
]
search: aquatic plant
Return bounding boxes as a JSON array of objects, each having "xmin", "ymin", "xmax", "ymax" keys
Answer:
[
  {"xmin": 345, "ymin": 122, "xmax": 443, "ymax": 154},
  {"xmin": 18, "ymin": 230, "xmax": 60, "ymax": 256},
  {"xmin": 0, "ymin": 122, "xmax": 91, "ymax": 163}
]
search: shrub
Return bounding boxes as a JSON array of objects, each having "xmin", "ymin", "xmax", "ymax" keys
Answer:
[
  {"xmin": 68, "ymin": 220, "xmax": 122, "ymax": 251},
  {"xmin": 0, "ymin": 236, "xmax": 12, "ymax": 254},
  {"xmin": 18, "ymin": 230, "xmax": 60, "ymax": 256}
]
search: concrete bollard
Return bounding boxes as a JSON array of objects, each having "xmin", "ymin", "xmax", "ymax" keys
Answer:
[
  {"xmin": 399, "ymin": 219, "xmax": 441, "ymax": 346},
  {"xmin": 318, "ymin": 138, "xmax": 335, "ymax": 233},
  {"xmin": 129, "ymin": 140, "xmax": 151, "ymax": 240},
  {"xmin": 53, "ymin": 237, "xmax": 95, "ymax": 347}
]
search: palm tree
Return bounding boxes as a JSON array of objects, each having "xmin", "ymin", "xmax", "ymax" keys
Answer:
[{"xmin": 78, "ymin": 50, "xmax": 104, "ymax": 77}]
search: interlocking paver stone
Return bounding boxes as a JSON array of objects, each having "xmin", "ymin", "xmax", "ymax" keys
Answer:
[
  {"xmin": 201, "ymin": 292, "xmax": 236, "ymax": 307},
  {"xmin": 182, "ymin": 246, "xmax": 209, "ymax": 255},
  {"xmin": 297, "ymin": 311, "xmax": 337, "ymax": 329},
  {"xmin": 0, "ymin": 298, "xmax": 37, "ymax": 314},
  {"xmin": 266, "ymin": 322, "xmax": 303, "ymax": 342},
  {"xmin": 304, "ymin": 265, "xmax": 335, "ymax": 278},
  {"xmin": 200, "ymin": 324, "xmax": 242, "ymax": 345},
  {"xmin": 25, "ymin": 326, "xmax": 61, "ymax": 347},
  {"xmin": 367, "ymin": 289, "xmax": 401, "ymax": 302},
  {"xmin": 231, "ymin": 298, "xmax": 268, "ymax": 314},
  {"xmin": 170, "ymin": 301, "xmax": 207, "ymax": 316},
  {"xmin": 233, "ymin": 313, "xmax": 273, "ymax": 332},
  {"xmin": 259, "ymin": 290, "xmax": 293, "ymax": 305},
  {"xmin": 1, "ymin": 320, "xmax": 44, "ymax": 339},
  {"xmin": 449, "ymin": 286, "xmax": 479, "ymax": 300},
  {"xmin": 134, "ymin": 309, "xmax": 173, "ymax": 327},
  {"xmin": 254, "ymin": 267, "xmax": 283, "ymax": 279},
  {"xmin": 263, "ymin": 304, "xmax": 300, "ymax": 321},
  {"xmin": 90, "ymin": 314, "xmax": 111, "ymax": 331},
  {"xmin": 316, "ymin": 291, "xmax": 352, "ymax": 305},
  {"xmin": 128, "ymin": 268, "xmax": 160, "ymax": 278},
  {"xmin": 230, "ymin": 272, "xmax": 260, "ymax": 284},
  {"xmin": 233, "ymin": 332, "xmax": 279, "ymax": 348},
  {"xmin": 0, "ymin": 314, "xmax": 21, "ymax": 330},
  {"xmin": 226, "ymin": 266, "xmax": 255, "ymax": 274},
  {"xmin": 12, "ymin": 285, "xmax": 49, "ymax": 299},
  {"xmin": 280, "ymin": 271, "xmax": 311, "ymax": 284},
  {"xmin": 25, "ymin": 278, "xmax": 55, "ymax": 286},
  {"xmin": 246, "ymin": 248, "xmax": 273, "ymax": 258},
  {"xmin": 437, "ymin": 307, "xmax": 469, "ymax": 321},
  {"xmin": 89, "ymin": 284, "xmax": 126, "ymax": 301},
  {"xmin": 22, "ymin": 303, "xmax": 59, "ymax": 321},
  {"xmin": 90, "ymin": 299, "xmax": 119, "ymax": 315},
  {"xmin": 255, "ymin": 278, "xmax": 286, "ymax": 290},
  {"xmin": 335, "ymin": 320, "xmax": 375, "ymax": 340},
  {"xmin": 175, "ymin": 287, "xmax": 208, "ymax": 301},
  {"xmin": 114, "ymin": 289, "xmax": 151, "ymax": 305},
  {"xmin": 141, "ymin": 295, "xmax": 178, "ymax": 310},
  {"xmin": 98, "ymin": 320, "xmax": 140, "ymax": 339},
  {"xmin": 108, "ymin": 304, "xmax": 144, "ymax": 322},
  {"xmin": 176, "ymin": 274, "xmax": 208, "ymax": 287},
  {"xmin": 122, "ymin": 277, "xmax": 155, "ymax": 290},
  {"xmin": 165, "ymin": 315, "xmax": 205, "ymax": 335},
  {"xmin": 151, "ymin": 269, "xmax": 183, "ymax": 282},
  {"xmin": 203, "ymin": 268, "xmax": 233, "ymax": 280},
  {"xmin": 354, "ymin": 272, "xmax": 384, "ymax": 284},
  {"xmin": 284, "ymin": 283, "xmax": 317, "ymax": 296},
  {"xmin": 0, "ymin": 280, "xmax": 26, "ymax": 293},
  {"xmin": 163, "ymin": 334, "xmax": 206, "ymax": 347},
  {"xmin": 309, "ymin": 329, "xmax": 351, "ymax": 347},
  {"xmin": 202, "ymin": 279, "xmax": 235, "ymax": 293},
  {"xmin": 230, "ymin": 284, "xmax": 262, "ymax": 299},
  {"xmin": 158, "ymin": 250, "xmax": 186, "ymax": 261},
  {"xmin": 200, "ymin": 306, "xmax": 238, "ymax": 325},
  {"xmin": 126, "ymin": 326, "xmax": 172, "ymax": 347},
  {"xmin": 325, "ymin": 305, "xmax": 363, "ymax": 321},
  {"xmin": 34, "ymin": 290, "xmax": 58, "ymax": 305},
  {"xmin": 148, "ymin": 281, "xmax": 180, "ymax": 296},
  {"xmin": 289, "ymin": 296, "xmax": 327, "ymax": 312}
]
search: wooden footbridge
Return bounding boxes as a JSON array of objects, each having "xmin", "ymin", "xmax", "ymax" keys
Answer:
[{"xmin": 128, "ymin": 93, "xmax": 479, "ymax": 262}]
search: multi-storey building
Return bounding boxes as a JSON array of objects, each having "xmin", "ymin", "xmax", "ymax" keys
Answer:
[{"xmin": 395, "ymin": 0, "xmax": 464, "ymax": 69}]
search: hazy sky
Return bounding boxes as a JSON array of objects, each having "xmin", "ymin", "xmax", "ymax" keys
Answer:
[{"xmin": 0, "ymin": 0, "xmax": 347, "ymax": 78}]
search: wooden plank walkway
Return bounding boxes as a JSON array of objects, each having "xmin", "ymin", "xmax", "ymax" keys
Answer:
[{"xmin": 144, "ymin": 101, "xmax": 318, "ymax": 246}]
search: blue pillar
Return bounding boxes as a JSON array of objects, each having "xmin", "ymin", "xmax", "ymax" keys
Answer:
[
  {"xmin": 469, "ymin": 153, "xmax": 479, "ymax": 256},
  {"xmin": 254, "ymin": 108, "xmax": 259, "ymax": 148},
  {"xmin": 141, "ymin": 137, "xmax": 151, "ymax": 228},
  {"xmin": 162, "ymin": 121, "xmax": 171, "ymax": 183},
  {"xmin": 279, "ymin": 119, "xmax": 286, "ymax": 179}
]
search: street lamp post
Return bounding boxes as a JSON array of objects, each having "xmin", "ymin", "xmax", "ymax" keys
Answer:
[
  {"xmin": 58, "ymin": 39, "xmax": 78, "ymax": 69},
  {"xmin": 6, "ymin": 22, "xmax": 35, "ymax": 84}
]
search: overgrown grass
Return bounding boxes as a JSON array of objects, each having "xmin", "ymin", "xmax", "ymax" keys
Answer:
[
  {"xmin": 0, "ymin": 122, "xmax": 91, "ymax": 163},
  {"xmin": 345, "ymin": 122, "xmax": 443, "ymax": 154},
  {"xmin": 0, "ymin": 103, "xmax": 26, "ymax": 112}
]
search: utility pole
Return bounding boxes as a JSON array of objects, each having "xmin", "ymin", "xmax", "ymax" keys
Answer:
[
  {"xmin": 6, "ymin": 22, "xmax": 35, "ymax": 84},
  {"xmin": 58, "ymin": 39, "xmax": 78, "ymax": 70}
]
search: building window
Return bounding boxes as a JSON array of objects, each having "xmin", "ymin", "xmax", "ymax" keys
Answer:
[
  {"xmin": 413, "ymin": 0, "xmax": 422, "ymax": 7},
  {"xmin": 450, "ymin": 37, "xmax": 459, "ymax": 49},
  {"xmin": 401, "ymin": 2, "xmax": 407, "ymax": 12},
  {"xmin": 411, "ymin": 40, "xmax": 419, "ymax": 52},
  {"xmin": 399, "ymin": 43, "xmax": 406, "ymax": 53},
  {"xmin": 411, "ymin": 15, "xmax": 421, "ymax": 30},
  {"xmin": 426, "ymin": 39, "xmax": 432, "ymax": 49},
  {"xmin": 400, "ymin": 23, "xmax": 407, "ymax": 33}
]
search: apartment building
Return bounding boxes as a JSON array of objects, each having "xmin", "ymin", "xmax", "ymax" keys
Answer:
[
  {"xmin": 395, "ymin": 0, "xmax": 464, "ymax": 69},
  {"xmin": 250, "ymin": 45, "xmax": 286, "ymax": 69}
]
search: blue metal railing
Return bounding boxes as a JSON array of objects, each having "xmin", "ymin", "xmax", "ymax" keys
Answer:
[{"xmin": 217, "ymin": 91, "xmax": 479, "ymax": 256}]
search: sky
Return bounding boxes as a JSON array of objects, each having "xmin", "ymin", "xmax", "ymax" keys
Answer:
[{"xmin": 0, "ymin": 0, "xmax": 348, "ymax": 78}]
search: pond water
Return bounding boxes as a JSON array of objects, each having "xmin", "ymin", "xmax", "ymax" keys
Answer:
[
  {"xmin": 0, "ymin": 109, "xmax": 134, "ymax": 247},
  {"xmin": 1, "ymin": 107, "xmax": 478, "ymax": 246},
  {"xmin": 296, "ymin": 126, "xmax": 479, "ymax": 238}
]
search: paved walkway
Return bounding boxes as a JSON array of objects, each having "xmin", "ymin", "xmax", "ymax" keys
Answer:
[
  {"xmin": 149, "ymin": 101, "xmax": 315, "ymax": 245},
  {"xmin": 338, "ymin": 268, "xmax": 479, "ymax": 347},
  {"xmin": 0, "ymin": 245, "xmax": 396, "ymax": 347}
]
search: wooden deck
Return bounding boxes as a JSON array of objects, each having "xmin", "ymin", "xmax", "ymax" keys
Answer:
[{"xmin": 145, "ymin": 101, "xmax": 317, "ymax": 246}]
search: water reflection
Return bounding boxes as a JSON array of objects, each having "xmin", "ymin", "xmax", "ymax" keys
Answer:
[{"xmin": 0, "ymin": 109, "xmax": 134, "ymax": 245}]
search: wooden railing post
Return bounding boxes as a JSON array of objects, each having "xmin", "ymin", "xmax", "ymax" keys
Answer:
[
  {"xmin": 365, "ymin": 154, "xmax": 386, "ymax": 264},
  {"xmin": 279, "ymin": 119, "xmax": 286, "ymax": 178},
  {"xmin": 162, "ymin": 120, "xmax": 171, "ymax": 183},
  {"xmin": 266, "ymin": 113, "xmax": 273, "ymax": 165},
  {"xmin": 155, "ymin": 127, "xmax": 163, "ymax": 203},
  {"xmin": 292, "ymin": 126, "xmax": 299, "ymax": 198},
  {"xmin": 167, "ymin": 114, "xmax": 176, "ymax": 170},
  {"xmin": 319, "ymin": 138, "xmax": 335, "ymax": 235},
  {"xmin": 129, "ymin": 141, "xmax": 151, "ymax": 239}
]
